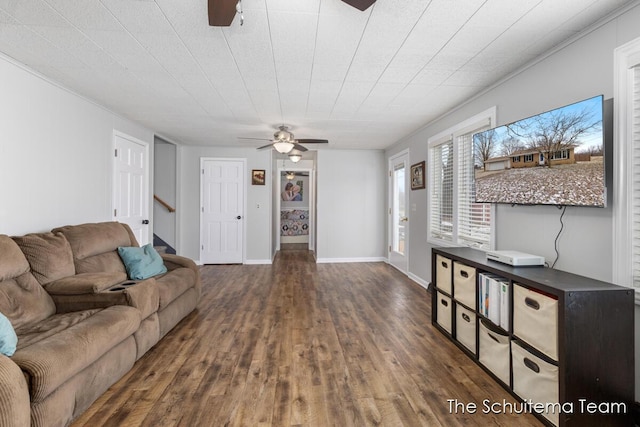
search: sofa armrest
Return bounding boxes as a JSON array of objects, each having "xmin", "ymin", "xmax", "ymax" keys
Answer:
[
  {"xmin": 0, "ymin": 355, "xmax": 30, "ymax": 427},
  {"xmin": 44, "ymin": 272, "xmax": 127, "ymax": 295},
  {"xmin": 161, "ymin": 254, "xmax": 201, "ymax": 296},
  {"xmin": 161, "ymin": 254, "xmax": 196, "ymax": 271},
  {"xmin": 48, "ymin": 277, "xmax": 160, "ymax": 319}
]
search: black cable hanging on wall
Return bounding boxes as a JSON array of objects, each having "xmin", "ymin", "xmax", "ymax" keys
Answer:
[{"xmin": 551, "ymin": 205, "xmax": 567, "ymax": 269}]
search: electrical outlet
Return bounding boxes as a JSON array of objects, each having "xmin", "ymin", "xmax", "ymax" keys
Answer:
[{"xmin": 256, "ymin": 203, "xmax": 260, "ymax": 209}]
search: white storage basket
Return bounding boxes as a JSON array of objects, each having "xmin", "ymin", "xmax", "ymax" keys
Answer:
[
  {"xmin": 453, "ymin": 262, "xmax": 476, "ymax": 308},
  {"xmin": 513, "ymin": 284, "xmax": 558, "ymax": 360},
  {"xmin": 436, "ymin": 291, "xmax": 452, "ymax": 333},
  {"xmin": 478, "ymin": 319, "xmax": 510, "ymax": 385},
  {"xmin": 435, "ymin": 255, "xmax": 452, "ymax": 294},
  {"xmin": 455, "ymin": 304, "xmax": 476, "ymax": 354},
  {"xmin": 512, "ymin": 340, "xmax": 560, "ymax": 426}
]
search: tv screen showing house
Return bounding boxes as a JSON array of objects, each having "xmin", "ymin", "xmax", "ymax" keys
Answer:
[{"xmin": 473, "ymin": 95, "xmax": 605, "ymax": 207}]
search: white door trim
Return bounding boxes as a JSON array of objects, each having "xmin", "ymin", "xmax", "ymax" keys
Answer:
[
  {"xmin": 112, "ymin": 130, "xmax": 151, "ymax": 245},
  {"xmin": 199, "ymin": 157, "xmax": 247, "ymax": 264},
  {"xmin": 388, "ymin": 149, "xmax": 410, "ymax": 274}
]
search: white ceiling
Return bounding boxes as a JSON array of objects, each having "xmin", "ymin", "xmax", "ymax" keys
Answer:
[{"xmin": 0, "ymin": 0, "xmax": 634, "ymax": 149}]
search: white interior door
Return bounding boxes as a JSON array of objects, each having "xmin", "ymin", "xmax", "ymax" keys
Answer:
[
  {"xmin": 113, "ymin": 132, "xmax": 149, "ymax": 245},
  {"xmin": 201, "ymin": 158, "xmax": 245, "ymax": 264},
  {"xmin": 389, "ymin": 152, "xmax": 409, "ymax": 273}
]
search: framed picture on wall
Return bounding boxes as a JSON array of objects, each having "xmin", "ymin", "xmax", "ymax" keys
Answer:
[
  {"xmin": 410, "ymin": 161, "xmax": 426, "ymax": 190},
  {"xmin": 252, "ymin": 169, "xmax": 266, "ymax": 185}
]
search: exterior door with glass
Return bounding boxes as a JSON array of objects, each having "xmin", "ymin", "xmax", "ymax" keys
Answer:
[{"xmin": 389, "ymin": 152, "xmax": 409, "ymax": 273}]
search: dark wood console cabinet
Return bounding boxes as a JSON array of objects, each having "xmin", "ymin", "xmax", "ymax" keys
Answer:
[{"xmin": 431, "ymin": 246, "xmax": 634, "ymax": 427}]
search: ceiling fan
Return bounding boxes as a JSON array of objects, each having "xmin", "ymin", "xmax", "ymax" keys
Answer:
[
  {"xmin": 208, "ymin": 0, "xmax": 376, "ymax": 26},
  {"xmin": 238, "ymin": 125, "xmax": 329, "ymax": 157}
]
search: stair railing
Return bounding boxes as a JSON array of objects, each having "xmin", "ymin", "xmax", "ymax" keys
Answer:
[{"xmin": 154, "ymin": 195, "xmax": 176, "ymax": 213}]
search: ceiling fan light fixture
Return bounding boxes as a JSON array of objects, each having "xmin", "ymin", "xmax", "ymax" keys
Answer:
[
  {"xmin": 273, "ymin": 141, "xmax": 294, "ymax": 153},
  {"xmin": 289, "ymin": 153, "xmax": 302, "ymax": 162},
  {"xmin": 286, "ymin": 171, "xmax": 296, "ymax": 180}
]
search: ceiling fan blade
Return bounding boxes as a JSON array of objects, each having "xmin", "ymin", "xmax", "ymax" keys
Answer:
[
  {"xmin": 208, "ymin": 0, "xmax": 237, "ymax": 26},
  {"xmin": 341, "ymin": 0, "xmax": 376, "ymax": 11},
  {"xmin": 257, "ymin": 143, "xmax": 275, "ymax": 150},
  {"xmin": 296, "ymin": 139, "xmax": 329, "ymax": 144},
  {"xmin": 293, "ymin": 143, "xmax": 308, "ymax": 152},
  {"xmin": 238, "ymin": 137, "xmax": 272, "ymax": 141}
]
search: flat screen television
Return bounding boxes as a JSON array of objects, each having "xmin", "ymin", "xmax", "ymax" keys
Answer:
[{"xmin": 473, "ymin": 95, "xmax": 605, "ymax": 207}]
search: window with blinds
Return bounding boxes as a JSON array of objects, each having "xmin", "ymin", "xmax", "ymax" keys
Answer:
[
  {"xmin": 428, "ymin": 109, "xmax": 495, "ymax": 250},
  {"xmin": 614, "ymin": 38, "xmax": 640, "ymax": 295},
  {"xmin": 457, "ymin": 131, "xmax": 492, "ymax": 249},
  {"xmin": 429, "ymin": 140, "xmax": 454, "ymax": 242},
  {"xmin": 631, "ymin": 65, "xmax": 640, "ymax": 287}
]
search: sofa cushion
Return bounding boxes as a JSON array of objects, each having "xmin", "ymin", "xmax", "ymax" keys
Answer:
[
  {"xmin": 155, "ymin": 268, "xmax": 196, "ymax": 310},
  {"xmin": 0, "ymin": 236, "xmax": 57, "ymax": 330},
  {"xmin": 13, "ymin": 232, "xmax": 75, "ymax": 285},
  {"xmin": 53, "ymin": 222, "xmax": 135, "ymax": 261},
  {"xmin": 0, "ymin": 235, "xmax": 29, "ymax": 282},
  {"xmin": 12, "ymin": 305, "xmax": 140, "ymax": 402},
  {"xmin": 52, "ymin": 222, "xmax": 138, "ymax": 274},
  {"xmin": 0, "ymin": 312, "xmax": 17, "ymax": 356},
  {"xmin": 118, "ymin": 244, "xmax": 167, "ymax": 280}
]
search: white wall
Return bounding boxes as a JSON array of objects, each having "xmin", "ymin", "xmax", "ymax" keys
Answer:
[
  {"xmin": 178, "ymin": 147, "xmax": 386, "ymax": 263},
  {"xmin": 178, "ymin": 146, "xmax": 273, "ymax": 263},
  {"xmin": 0, "ymin": 54, "xmax": 154, "ymax": 236},
  {"xmin": 316, "ymin": 150, "xmax": 386, "ymax": 262}
]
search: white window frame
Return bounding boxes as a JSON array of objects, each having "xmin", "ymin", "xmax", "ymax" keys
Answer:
[
  {"xmin": 550, "ymin": 150, "xmax": 568, "ymax": 160},
  {"xmin": 613, "ymin": 36, "xmax": 640, "ymax": 303},
  {"xmin": 427, "ymin": 107, "xmax": 497, "ymax": 250}
]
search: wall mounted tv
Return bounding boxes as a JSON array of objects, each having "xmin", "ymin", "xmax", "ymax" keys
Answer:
[{"xmin": 473, "ymin": 95, "xmax": 605, "ymax": 207}]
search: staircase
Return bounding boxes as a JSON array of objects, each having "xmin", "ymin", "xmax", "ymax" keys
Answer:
[{"xmin": 153, "ymin": 234, "xmax": 176, "ymax": 255}]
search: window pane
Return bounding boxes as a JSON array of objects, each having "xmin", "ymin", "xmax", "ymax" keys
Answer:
[
  {"xmin": 430, "ymin": 141, "xmax": 454, "ymax": 241},
  {"xmin": 393, "ymin": 163, "xmax": 406, "ymax": 254},
  {"xmin": 631, "ymin": 66, "xmax": 640, "ymax": 286},
  {"xmin": 462, "ymin": 131, "xmax": 491, "ymax": 249}
]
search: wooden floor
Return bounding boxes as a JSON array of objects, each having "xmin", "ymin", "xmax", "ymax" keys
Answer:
[{"xmin": 71, "ymin": 248, "xmax": 542, "ymax": 427}]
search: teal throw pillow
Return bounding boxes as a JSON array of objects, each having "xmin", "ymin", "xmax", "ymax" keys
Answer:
[
  {"xmin": 0, "ymin": 312, "xmax": 17, "ymax": 357},
  {"xmin": 117, "ymin": 244, "xmax": 168, "ymax": 280}
]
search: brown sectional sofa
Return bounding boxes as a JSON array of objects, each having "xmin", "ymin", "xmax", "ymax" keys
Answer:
[{"xmin": 0, "ymin": 222, "xmax": 200, "ymax": 427}]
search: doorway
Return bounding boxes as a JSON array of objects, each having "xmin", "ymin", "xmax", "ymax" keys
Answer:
[
  {"xmin": 277, "ymin": 167, "xmax": 315, "ymax": 254},
  {"xmin": 153, "ymin": 137, "xmax": 177, "ymax": 253},
  {"xmin": 388, "ymin": 151, "xmax": 409, "ymax": 273},
  {"xmin": 200, "ymin": 158, "xmax": 246, "ymax": 264}
]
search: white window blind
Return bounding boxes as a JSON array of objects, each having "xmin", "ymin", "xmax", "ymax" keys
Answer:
[
  {"xmin": 631, "ymin": 65, "xmax": 640, "ymax": 287},
  {"xmin": 430, "ymin": 140, "xmax": 454, "ymax": 242},
  {"xmin": 457, "ymin": 131, "xmax": 492, "ymax": 249}
]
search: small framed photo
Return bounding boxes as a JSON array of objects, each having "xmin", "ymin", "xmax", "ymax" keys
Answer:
[
  {"xmin": 410, "ymin": 161, "xmax": 426, "ymax": 190},
  {"xmin": 252, "ymin": 169, "xmax": 266, "ymax": 185}
]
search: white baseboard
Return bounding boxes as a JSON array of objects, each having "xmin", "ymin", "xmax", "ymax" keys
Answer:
[
  {"xmin": 244, "ymin": 259, "xmax": 273, "ymax": 265},
  {"xmin": 316, "ymin": 257, "xmax": 387, "ymax": 264},
  {"xmin": 384, "ymin": 260, "xmax": 431, "ymax": 290},
  {"xmin": 408, "ymin": 272, "xmax": 430, "ymax": 290},
  {"xmin": 194, "ymin": 259, "xmax": 273, "ymax": 265}
]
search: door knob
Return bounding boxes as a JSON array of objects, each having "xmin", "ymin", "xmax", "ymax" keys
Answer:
[
  {"xmin": 142, "ymin": 219, "xmax": 149, "ymax": 224},
  {"xmin": 400, "ymin": 217, "xmax": 408, "ymax": 222},
  {"xmin": 236, "ymin": 215, "xmax": 242, "ymax": 220}
]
